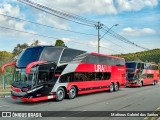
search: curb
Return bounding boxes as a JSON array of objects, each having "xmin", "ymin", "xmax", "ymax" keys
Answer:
[
  {"xmin": 0, "ymin": 95, "xmax": 10, "ymax": 98},
  {"xmin": 0, "ymin": 92, "xmax": 11, "ymax": 98}
]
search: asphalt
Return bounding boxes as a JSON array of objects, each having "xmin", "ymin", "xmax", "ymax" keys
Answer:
[{"xmin": 0, "ymin": 83, "xmax": 160, "ymax": 120}]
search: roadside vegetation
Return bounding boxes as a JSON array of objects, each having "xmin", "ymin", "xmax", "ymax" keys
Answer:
[{"xmin": 115, "ymin": 48, "xmax": 160, "ymax": 64}]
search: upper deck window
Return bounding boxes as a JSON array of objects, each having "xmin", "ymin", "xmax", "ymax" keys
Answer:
[
  {"xmin": 60, "ymin": 49, "xmax": 85, "ymax": 63},
  {"xmin": 40, "ymin": 47, "xmax": 63, "ymax": 63},
  {"xmin": 82, "ymin": 54, "xmax": 125, "ymax": 66}
]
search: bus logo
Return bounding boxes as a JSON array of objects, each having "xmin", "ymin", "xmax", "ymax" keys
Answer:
[{"xmin": 94, "ymin": 65, "xmax": 111, "ymax": 72}]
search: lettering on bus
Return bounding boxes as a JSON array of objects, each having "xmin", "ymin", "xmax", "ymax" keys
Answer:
[{"xmin": 94, "ymin": 65, "xmax": 111, "ymax": 72}]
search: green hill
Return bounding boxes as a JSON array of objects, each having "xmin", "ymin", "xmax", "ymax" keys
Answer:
[{"xmin": 115, "ymin": 48, "xmax": 160, "ymax": 64}]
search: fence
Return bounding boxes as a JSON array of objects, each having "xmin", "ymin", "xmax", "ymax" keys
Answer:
[{"xmin": 0, "ymin": 74, "xmax": 13, "ymax": 89}]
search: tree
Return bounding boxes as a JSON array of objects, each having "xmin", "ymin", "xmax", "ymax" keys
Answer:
[
  {"xmin": 12, "ymin": 43, "xmax": 29, "ymax": 57},
  {"xmin": 0, "ymin": 51, "xmax": 12, "ymax": 58},
  {"xmin": 30, "ymin": 40, "xmax": 40, "ymax": 46},
  {"xmin": 55, "ymin": 40, "xmax": 67, "ymax": 47}
]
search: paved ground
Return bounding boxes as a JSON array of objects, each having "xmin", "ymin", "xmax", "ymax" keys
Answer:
[{"xmin": 0, "ymin": 83, "xmax": 160, "ymax": 120}]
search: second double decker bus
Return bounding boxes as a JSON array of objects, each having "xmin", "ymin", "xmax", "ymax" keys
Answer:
[
  {"xmin": 126, "ymin": 61, "xmax": 159, "ymax": 87},
  {"xmin": 1, "ymin": 46, "xmax": 126, "ymax": 102}
]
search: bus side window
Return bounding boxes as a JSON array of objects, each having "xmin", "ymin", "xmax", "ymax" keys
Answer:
[
  {"xmin": 60, "ymin": 73, "xmax": 74, "ymax": 83},
  {"xmin": 74, "ymin": 73, "xmax": 81, "ymax": 81},
  {"xmin": 95, "ymin": 73, "xmax": 101, "ymax": 80},
  {"xmin": 38, "ymin": 72, "xmax": 48, "ymax": 83},
  {"xmin": 137, "ymin": 63, "xmax": 141, "ymax": 69},
  {"xmin": 104, "ymin": 72, "xmax": 111, "ymax": 80},
  {"xmin": 87, "ymin": 72, "xmax": 95, "ymax": 81},
  {"xmin": 60, "ymin": 74, "xmax": 67, "ymax": 83},
  {"xmin": 141, "ymin": 63, "xmax": 144, "ymax": 69}
]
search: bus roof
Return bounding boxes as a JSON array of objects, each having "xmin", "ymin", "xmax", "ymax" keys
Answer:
[
  {"xmin": 27, "ymin": 46, "xmax": 86, "ymax": 52},
  {"xmin": 126, "ymin": 61, "xmax": 158, "ymax": 66},
  {"xmin": 91, "ymin": 52, "xmax": 125, "ymax": 60}
]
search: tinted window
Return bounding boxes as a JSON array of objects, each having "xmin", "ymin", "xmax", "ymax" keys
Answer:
[
  {"xmin": 17, "ymin": 47, "xmax": 43, "ymax": 67},
  {"xmin": 83, "ymin": 54, "xmax": 125, "ymax": 66},
  {"xmin": 137, "ymin": 63, "xmax": 141, "ymax": 69},
  {"xmin": 59, "ymin": 72, "xmax": 111, "ymax": 83},
  {"xmin": 55, "ymin": 65, "xmax": 67, "ymax": 74},
  {"xmin": 141, "ymin": 63, "xmax": 144, "ymax": 69},
  {"xmin": 126, "ymin": 62, "xmax": 137, "ymax": 69},
  {"xmin": 60, "ymin": 49, "xmax": 85, "ymax": 63},
  {"xmin": 145, "ymin": 63, "xmax": 150, "ymax": 69},
  {"xmin": 114, "ymin": 58, "xmax": 125, "ymax": 66},
  {"xmin": 38, "ymin": 63, "xmax": 57, "ymax": 82},
  {"xmin": 147, "ymin": 74, "xmax": 154, "ymax": 78},
  {"xmin": 40, "ymin": 47, "xmax": 63, "ymax": 63}
]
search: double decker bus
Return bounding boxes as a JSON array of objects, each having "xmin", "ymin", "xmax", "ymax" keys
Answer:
[
  {"xmin": 1, "ymin": 46, "xmax": 126, "ymax": 102},
  {"xmin": 126, "ymin": 61, "xmax": 159, "ymax": 87}
]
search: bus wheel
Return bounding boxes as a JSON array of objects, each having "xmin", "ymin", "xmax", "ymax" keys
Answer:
[
  {"xmin": 110, "ymin": 83, "xmax": 114, "ymax": 92},
  {"xmin": 68, "ymin": 86, "xmax": 77, "ymax": 99},
  {"xmin": 56, "ymin": 87, "xmax": 65, "ymax": 101},
  {"xmin": 114, "ymin": 83, "xmax": 119, "ymax": 92},
  {"xmin": 152, "ymin": 81, "xmax": 156, "ymax": 86},
  {"xmin": 154, "ymin": 81, "xmax": 157, "ymax": 85}
]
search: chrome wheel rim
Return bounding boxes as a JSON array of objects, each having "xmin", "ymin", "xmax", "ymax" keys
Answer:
[
  {"xmin": 69, "ymin": 88, "xmax": 76, "ymax": 98},
  {"xmin": 57, "ymin": 90, "xmax": 64, "ymax": 100}
]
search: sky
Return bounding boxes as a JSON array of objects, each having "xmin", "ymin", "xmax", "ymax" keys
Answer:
[{"xmin": 0, "ymin": 0, "xmax": 160, "ymax": 55}]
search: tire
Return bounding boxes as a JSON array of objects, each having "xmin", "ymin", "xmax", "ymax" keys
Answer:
[
  {"xmin": 110, "ymin": 83, "xmax": 114, "ymax": 92},
  {"xmin": 56, "ymin": 87, "xmax": 65, "ymax": 101},
  {"xmin": 68, "ymin": 86, "xmax": 77, "ymax": 99},
  {"xmin": 154, "ymin": 81, "xmax": 157, "ymax": 85},
  {"xmin": 114, "ymin": 83, "xmax": 119, "ymax": 92},
  {"xmin": 152, "ymin": 81, "xmax": 156, "ymax": 86}
]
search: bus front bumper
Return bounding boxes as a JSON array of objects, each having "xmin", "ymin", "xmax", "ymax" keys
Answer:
[
  {"xmin": 11, "ymin": 95, "xmax": 56, "ymax": 102},
  {"xmin": 126, "ymin": 81, "xmax": 140, "ymax": 87}
]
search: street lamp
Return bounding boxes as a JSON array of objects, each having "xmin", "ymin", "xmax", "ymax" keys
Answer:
[{"xmin": 98, "ymin": 24, "xmax": 118, "ymax": 53}]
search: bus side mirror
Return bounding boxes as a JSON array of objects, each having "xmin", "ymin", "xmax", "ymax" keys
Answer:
[
  {"xmin": 0, "ymin": 62, "xmax": 16, "ymax": 73},
  {"xmin": 26, "ymin": 61, "xmax": 47, "ymax": 74}
]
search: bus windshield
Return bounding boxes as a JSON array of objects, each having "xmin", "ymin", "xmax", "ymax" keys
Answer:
[
  {"xmin": 126, "ymin": 62, "xmax": 137, "ymax": 69},
  {"xmin": 12, "ymin": 68, "xmax": 36, "ymax": 87},
  {"xmin": 17, "ymin": 47, "xmax": 43, "ymax": 68}
]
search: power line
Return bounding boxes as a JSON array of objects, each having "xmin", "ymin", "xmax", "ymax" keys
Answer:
[
  {"xmin": 17, "ymin": 0, "xmax": 96, "ymax": 27},
  {"xmin": 0, "ymin": 13, "xmax": 132, "ymax": 52},
  {"xmin": 17, "ymin": 0, "xmax": 149, "ymax": 51},
  {"xmin": 0, "ymin": 13, "xmax": 97, "ymax": 37},
  {"xmin": 103, "ymin": 38, "xmax": 131, "ymax": 51},
  {"xmin": 101, "ymin": 26, "xmax": 150, "ymax": 50},
  {"xmin": 0, "ymin": 14, "xmax": 124, "ymax": 53},
  {"xmin": 0, "ymin": 26, "xmax": 119, "ymax": 53}
]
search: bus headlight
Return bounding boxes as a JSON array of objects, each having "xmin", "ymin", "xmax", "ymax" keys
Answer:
[{"xmin": 22, "ymin": 88, "xmax": 29, "ymax": 92}]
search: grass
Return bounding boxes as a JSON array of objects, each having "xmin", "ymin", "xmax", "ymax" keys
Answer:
[
  {"xmin": 0, "ymin": 85, "xmax": 11, "ymax": 92},
  {"xmin": 0, "ymin": 85, "xmax": 11, "ymax": 97}
]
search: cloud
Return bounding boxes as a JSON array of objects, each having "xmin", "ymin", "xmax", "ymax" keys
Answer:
[
  {"xmin": 0, "ymin": 2, "xmax": 35, "ymax": 37},
  {"xmin": 32, "ymin": 0, "xmax": 158, "ymax": 15},
  {"xmin": 61, "ymin": 38, "xmax": 72, "ymax": 42},
  {"xmin": 88, "ymin": 40, "xmax": 110, "ymax": 48},
  {"xmin": 33, "ymin": 0, "xmax": 117, "ymax": 15},
  {"xmin": 114, "ymin": 0, "xmax": 158, "ymax": 12},
  {"xmin": 121, "ymin": 27, "xmax": 156, "ymax": 36},
  {"xmin": 16, "ymin": 0, "xmax": 158, "ymax": 31},
  {"xmin": 37, "ymin": 13, "xmax": 69, "ymax": 29}
]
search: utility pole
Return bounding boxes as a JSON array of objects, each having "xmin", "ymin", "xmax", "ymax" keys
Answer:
[
  {"xmin": 96, "ymin": 21, "xmax": 103, "ymax": 53},
  {"xmin": 96, "ymin": 23, "xmax": 118, "ymax": 53}
]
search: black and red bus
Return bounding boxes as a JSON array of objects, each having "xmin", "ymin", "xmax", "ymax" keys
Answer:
[
  {"xmin": 1, "ymin": 46, "xmax": 126, "ymax": 102},
  {"xmin": 126, "ymin": 61, "xmax": 159, "ymax": 87}
]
